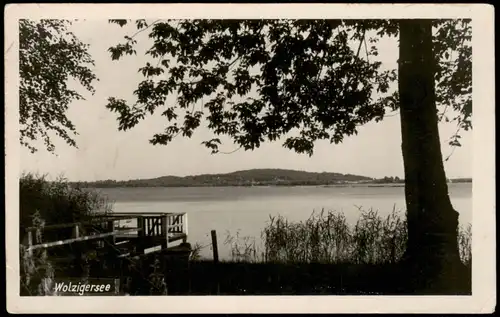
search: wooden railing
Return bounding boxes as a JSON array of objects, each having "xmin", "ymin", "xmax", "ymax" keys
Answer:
[
  {"xmin": 112, "ymin": 212, "xmax": 188, "ymax": 236},
  {"xmin": 22, "ymin": 212, "xmax": 189, "ymax": 258},
  {"xmin": 166, "ymin": 212, "xmax": 188, "ymax": 235}
]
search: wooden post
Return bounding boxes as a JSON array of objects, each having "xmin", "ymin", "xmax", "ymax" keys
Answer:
[
  {"xmin": 183, "ymin": 213, "xmax": 188, "ymax": 243},
  {"xmin": 162, "ymin": 214, "xmax": 169, "ymax": 250},
  {"xmin": 73, "ymin": 224, "xmax": 80, "ymax": 238},
  {"xmin": 114, "ymin": 278, "xmax": 120, "ymax": 295},
  {"xmin": 154, "ymin": 217, "xmax": 161, "ymax": 236},
  {"xmin": 211, "ymin": 230, "xmax": 220, "ymax": 294},
  {"xmin": 211, "ymin": 230, "xmax": 219, "ymax": 264},
  {"xmin": 71, "ymin": 223, "xmax": 85, "ymax": 276},
  {"xmin": 104, "ymin": 220, "xmax": 119, "ymax": 273},
  {"xmin": 147, "ymin": 216, "xmax": 150, "ymax": 235},
  {"xmin": 137, "ymin": 216, "xmax": 145, "ymax": 256}
]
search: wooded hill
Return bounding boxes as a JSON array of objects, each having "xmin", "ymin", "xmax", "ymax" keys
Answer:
[
  {"xmin": 71, "ymin": 169, "xmax": 374, "ymax": 188},
  {"xmin": 70, "ymin": 169, "xmax": 471, "ymax": 188}
]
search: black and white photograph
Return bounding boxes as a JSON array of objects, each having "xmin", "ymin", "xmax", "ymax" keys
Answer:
[{"xmin": 5, "ymin": 3, "xmax": 495, "ymax": 314}]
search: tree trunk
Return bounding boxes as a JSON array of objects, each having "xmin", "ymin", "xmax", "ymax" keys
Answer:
[{"xmin": 398, "ymin": 19, "xmax": 464, "ymax": 293}]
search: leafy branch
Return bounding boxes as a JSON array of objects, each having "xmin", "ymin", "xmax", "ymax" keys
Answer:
[
  {"xmin": 19, "ymin": 19, "xmax": 98, "ymax": 153},
  {"xmin": 105, "ymin": 19, "xmax": 471, "ymax": 157}
]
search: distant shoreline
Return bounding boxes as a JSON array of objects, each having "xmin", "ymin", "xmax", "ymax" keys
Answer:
[
  {"xmin": 67, "ymin": 168, "xmax": 471, "ymax": 189},
  {"xmin": 77, "ymin": 181, "xmax": 471, "ymax": 190}
]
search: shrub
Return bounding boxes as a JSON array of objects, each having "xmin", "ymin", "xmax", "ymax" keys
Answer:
[
  {"xmin": 19, "ymin": 172, "xmax": 113, "ymax": 242},
  {"xmin": 19, "ymin": 172, "xmax": 113, "ymax": 295}
]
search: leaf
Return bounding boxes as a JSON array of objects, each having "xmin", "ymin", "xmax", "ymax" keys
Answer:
[{"xmin": 109, "ymin": 19, "xmax": 128, "ymax": 27}]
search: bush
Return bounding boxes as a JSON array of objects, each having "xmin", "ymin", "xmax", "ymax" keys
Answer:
[
  {"xmin": 19, "ymin": 172, "xmax": 113, "ymax": 241},
  {"xmin": 19, "ymin": 172, "xmax": 113, "ymax": 295}
]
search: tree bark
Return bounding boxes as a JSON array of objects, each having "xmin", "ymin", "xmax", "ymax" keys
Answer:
[{"xmin": 398, "ymin": 19, "xmax": 463, "ymax": 292}]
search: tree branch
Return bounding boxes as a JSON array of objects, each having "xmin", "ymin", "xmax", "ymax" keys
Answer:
[
  {"xmin": 218, "ymin": 146, "xmax": 242, "ymax": 155},
  {"xmin": 384, "ymin": 110, "xmax": 400, "ymax": 118},
  {"xmin": 363, "ymin": 32, "xmax": 370, "ymax": 63},
  {"xmin": 356, "ymin": 27, "xmax": 366, "ymax": 58},
  {"xmin": 129, "ymin": 19, "xmax": 162, "ymax": 40}
]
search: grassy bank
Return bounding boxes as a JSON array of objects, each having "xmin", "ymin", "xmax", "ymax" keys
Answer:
[
  {"xmin": 165, "ymin": 260, "xmax": 471, "ymax": 295},
  {"xmin": 191, "ymin": 207, "xmax": 472, "ymax": 295}
]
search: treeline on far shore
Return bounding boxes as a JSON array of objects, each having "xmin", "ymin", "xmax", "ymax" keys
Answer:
[
  {"xmin": 69, "ymin": 178, "xmax": 472, "ymax": 189},
  {"xmin": 72, "ymin": 180, "xmax": 372, "ymax": 188},
  {"xmin": 67, "ymin": 168, "xmax": 472, "ymax": 189}
]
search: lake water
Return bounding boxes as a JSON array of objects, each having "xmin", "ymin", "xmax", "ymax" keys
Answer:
[{"xmin": 96, "ymin": 183, "xmax": 472, "ymax": 260}]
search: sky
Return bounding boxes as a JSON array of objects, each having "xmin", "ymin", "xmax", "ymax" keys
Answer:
[{"xmin": 19, "ymin": 20, "xmax": 472, "ymax": 182}]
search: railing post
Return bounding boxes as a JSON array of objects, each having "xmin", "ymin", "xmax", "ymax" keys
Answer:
[
  {"xmin": 73, "ymin": 227, "xmax": 84, "ymax": 277},
  {"xmin": 184, "ymin": 213, "xmax": 188, "ymax": 235},
  {"xmin": 137, "ymin": 216, "xmax": 145, "ymax": 256},
  {"xmin": 162, "ymin": 214, "xmax": 169, "ymax": 250},
  {"xmin": 108, "ymin": 220, "xmax": 116, "ymax": 244},
  {"xmin": 151, "ymin": 217, "xmax": 156, "ymax": 236},
  {"xmin": 146, "ymin": 217, "xmax": 151, "ymax": 236},
  {"xmin": 103, "ymin": 220, "xmax": 117, "ymax": 273},
  {"xmin": 183, "ymin": 213, "xmax": 188, "ymax": 243},
  {"xmin": 73, "ymin": 224, "xmax": 80, "ymax": 239},
  {"xmin": 155, "ymin": 217, "xmax": 161, "ymax": 236}
]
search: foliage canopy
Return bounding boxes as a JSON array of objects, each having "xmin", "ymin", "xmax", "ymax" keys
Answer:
[
  {"xmin": 106, "ymin": 19, "xmax": 471, "ymax": 155},
  {"xmin": 20, "ymin": 19, "xmax": 98, "ymax": 153}
]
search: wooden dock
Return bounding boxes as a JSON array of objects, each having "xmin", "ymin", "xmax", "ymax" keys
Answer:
[{"xmin": 23, "ymin": 212, "xmax": 190, "ymax": 262}]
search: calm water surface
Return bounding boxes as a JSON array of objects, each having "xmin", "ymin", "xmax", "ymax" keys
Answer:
[{"xmin": 96, "ymin": 183, "xmax": 472, "ymax": 260}]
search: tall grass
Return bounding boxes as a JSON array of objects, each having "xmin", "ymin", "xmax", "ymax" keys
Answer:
[
  {"xmin": 458, "ymin": 223, "xmax": 472, "ymax": 266},
  {"xmin": 260, "ymin": 206, "xmax": 471, "ymax": 265},
  {"xmin": 224, "ymin": 230, "xmax": 260, "ymax": 263}
]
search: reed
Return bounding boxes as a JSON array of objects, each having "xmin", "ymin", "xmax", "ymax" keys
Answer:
[
  {"xmin": 262, "ymin": 206, "xmax": 471, "ymax": 265},
  {"xmin": 189, "ymin": 206, "xmax": 473, "ymax": 295},
  {"xmin": 224, "ymin": 229, "xmax": 260, "ymax": 263}
]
